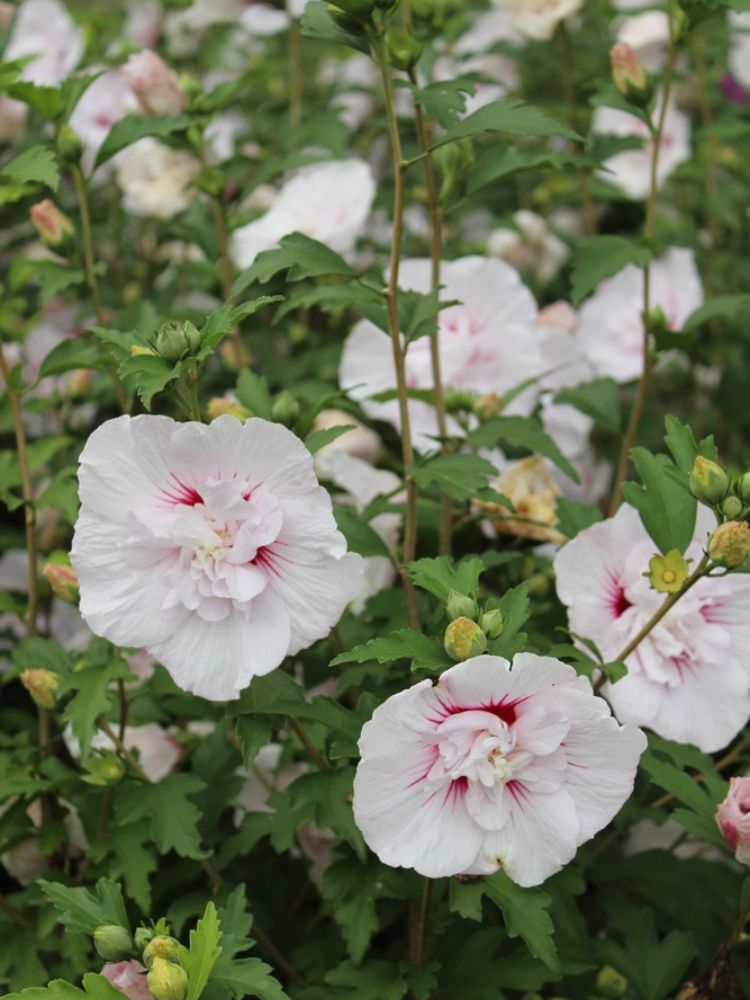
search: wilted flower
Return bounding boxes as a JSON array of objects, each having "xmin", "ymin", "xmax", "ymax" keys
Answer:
[
  {"xmin": 231, "ymin": 160, "xmax": 376, "ymax": 268},
  {"xmin": 123, "ymin": 50, "xmax": 187, "ymax": 117},
  {"xmin": 71, "ymin": 415, "xmax": 363, "ymax": 701},
  {"xmin": 102, "ymin": 961, "xmax": 154, "ymax": 1000},
  {"xmin": 476, "ymin": 456, "xmax": 565, "ymax": 545},
  {"xmin": 716, "ymin": 777, "xmax": 750, "ymax": 864},
  {"xmin": 30, "ymin": 201, "xmax": 74, "ymax": 248},
  {"xmin": 353, "ymin": 654, "xmax": 645, "ymax": 885},
  {"xmin": 555, "ymin": 504, "xmax": 750, "ymax": 752}
]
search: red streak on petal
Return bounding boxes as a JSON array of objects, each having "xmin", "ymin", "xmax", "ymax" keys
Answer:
[{"xmin": 606, "ymin": 572, "xmax": 631, "ymax": 618}]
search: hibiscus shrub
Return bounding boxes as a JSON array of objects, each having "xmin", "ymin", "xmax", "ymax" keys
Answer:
[{"xmin": 4, "ymin": 0, "xmax": 750, "ymax": 998}]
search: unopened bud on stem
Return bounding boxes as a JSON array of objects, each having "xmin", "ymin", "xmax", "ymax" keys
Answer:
[
  {"xmin": 444, "ymin": 617, "xmax": 487, "ymax": 661},
  {"xmin": 689, "ymin": 455, "xmax": 728, "ymax": 505},
  {"xmin": 610, "ymin": 43, "xmax": 652, "ymax": 106},
  {"xmin": 708, "ymin": 521, "xmax": 750, "ymax": 568},
  {"xmin": 30, "ymin": 200, "xmax": 74, "ymax": 249},
  {"xmin": 20, "ymin": 669, "xmax": 59, "ymax": 710},
  {"xmin": 94, "ymin": 924, "xmax": 134, "ymax": 962},
  {"xmin": 147, "ymin": 958, "xmax": 188, "ymax": 1000}
]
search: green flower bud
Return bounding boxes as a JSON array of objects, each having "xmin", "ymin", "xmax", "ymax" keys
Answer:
[
  {"xmin": 738, "ymin": 473, "xmax": 750, "ymax": 505},
  {"xmin": 147, "ymin": 958, "xmax": 188, "ymax": 1000},
  {"xmin": 708, "ymin": 521, "xmax": 750, "ymax": 568},
  {"xmin": 154, "ymin": 321, "xmax": 202, "ymax": 364},
  {"xmin": 595, "ymin": 965, "xmax": 628, "ymax": 998},
  {"xmin": 195, "ymin": 167, "xmax": 225, "ymax": 199},
  {"xmin": 143, "ymin": 935, "xmax": 182, "ymax": 968},
  {"xmin": 83, "ymin": 750, "xmax": 126, "ymax": 787},
  {"xmin": 386, "ymin": 28, "xmax": 422, "ymax": 71},
  {"xmin": 134, "ymin": 926, "xmax": 155, "ymax": 952},
  {"xmin": 94, "ymin": 924, "xmax": 133, "ymax": 962},
  {"xmin": 443, "ymin": 388, "xmax": 475, "ymax": 414},
  {"xmin": 42, "ymin": 557, "xmax": 79, "ymax": 604},
  {"xmin": 722, "ymin": 495, "xmax": 744, "ymax": 519},
  {"xmin": 479, "ymin": 609, "xmax": 504, "ymax": 640},
  {"xmin": 689, "ymin": 455, "xmax": 729, "ymax": 505},
  {"xmin": 271, "ymin": 391, "xmax": 300, "ymax": 427},
  {"xmin": 444, "ymin": 617, "xmax": 487, "ymax": 662},
  {"xmin": 56, "ymin": 124, "xmax": 84, "ymax": 165},
  {"xmin": 446, "ymin": 589, "xmax": 477, "ymax": 621}
]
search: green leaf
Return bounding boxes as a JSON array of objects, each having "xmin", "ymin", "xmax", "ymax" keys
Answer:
[
  {"xmin": 181, "ymin": 901, "xmax": 223, "ymax": 1000},
  {"xmin": 554, "ymin": 378, "xmax": 621, "ymax": 434},
  {"xmin": 13, "ymin": 637, "xmax": 72, "ymax": 676},
  {"xmin": 412, "ymin": 79, "xmax": 475, "ymax": 127},
  {"xmin": 467, "ymin": 146, "xmax": 593, "ymax": 196},
  {"xmin": 432, "ymin": 98, "xmax": 579, "ymax": 150},
  {"xmin": 87, "ymin": 822, "xmax": 156, "ymax": 912},
  {"xmin": 38, "ymin": 339, "xmax": 108, "ymax": 379},
  {"xmin": 334, "ymin": 505, "xmax": 391, "ymax": 559},
  {"xmin": 4, "ymin": 81, "xmax": 61, "ymax": 119},
  {"xmin": 60, "ymin": 655, "xmax": 132, "ymax": 757},
  {"xmin": 321, "ymin": 855, "xmax": 396, "ymax": 962},
  {"xmin": 450, "ymin": 871, "xmax": 560, "ymax": 972},
  {"xmin": 306, "ymin": 424, "xmax": 355, "ymax": 454},
  {"xmin": 38, "ymin": 877, "xmax": 130, "ymax": 935},
  {"xmin": 300, "ymin": 0, "xmax": 370, "ymax": 54},
  {"xmin": 663, "ymin": 413, "xmax": 718, "ymax": 473},
  {"xmin": 682, "ymin": 293, "xmax": 750, "ymax": 331},
  {"xmin": 555, "ymin": 497, "xmax": 603, "ymax": 539},
  {"xmin": 486, "ymin": 583, "xmax": 530, "ymax": 660},
  {"xmin": 115, "ymin": 774, "xmax": 208, "ymax": 859},
  {"xmin": 234, "ymin": 369, "xmax": 273, "ymax": 420},
  {"xmin": 621, "ymin": 448, "xmax": 697, "ymax": 554},
  {"xmin": 117, "ymin": 353, "xmax": 179, "ymax": 410},
  {"xmin": 286, "ymin": 768, "xmax": 366, "ymax": 859},
  {"xmin": 231, "ymin": 233, "xmax": 353, "ymax": 294},
  {"xmin": 408, "ymin": 555, "xmax": 484, "ymax": 602},
  {"xmin": 466, "ymin": 416, "xmax": 579, "ymax": 483},
  {"xmin": 95, "ymin": 113, "xmax": 199, "ymax": 168},
  {"xmin": 410, "ymin": 453, "xmax": 498, "ymax": 501},
  {"xmin": 37, "ymin": 467, "xmax": 80, "ymax": 524},
  {"xmin": 211, "ymin": 958, "xmax": 290, "ymax": 1000},
  {"xmin": 0, "ymin": 146, "xmax": 59, "ymax": 190},
  {"xmin": 80, "ymin": 976, "xmax": 128, "ymax": 1000},
  {"xmin": 330, "ymin": 629, "xmax": 450, "ymax": 671},
  {"xmin": 324, "ymin": 960, "xmax": 408, "ymax": 1000},
  {"xmin": 570, "ymin": 236, "xmax": 652, "ymax": 306}
]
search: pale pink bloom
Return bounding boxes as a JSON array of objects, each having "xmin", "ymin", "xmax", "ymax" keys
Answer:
[
  {"xmin": 71, "ymin": 415, "xmax": 364, "ymax": 701},
  {"xmin": 123, "ymin": 1, "xmax": 163, "ymax": 48},
  {"xmin": 339, "ymin": 256, "xmax": 543, "ymax": 451},
  {"xmin": 4, "ymin": 0, "xmax": 83, "ymax": 85},
  {"xmin": 554, "ymin": 504, "xmax": 750, "ymax": 753},
  {"xmin": 487, "ymin": 210, "xmax": 569, "ymax": 285},
  {"xmin": 102, "ymin": 961, "xmax": 154, "ymax": 1000},
  {"xmin": 353, "ymin": 653, "xmax": 645, "ymax": 886},
  {"xmin": 69, "ymin": 70, "xmax": 140, "ymax": 175},
  {"xmin": 230, "ymin": 160, "xmax": 376, "ymax": 269},
  {"xmin": 116, "ymin": 138, "xmax": 199, "ymax": 219},
  {"xmin": 730, "ymin": 12, "xmax": 750, "ymax": 89},
  {"xmin": 64, "ymin": 723, "xmax": 181, "ymax": 783},
  {"xmin": 123, "ymin": 50, "xmax": 186, "ymax": 118},
  {"xmin": 577, "ymin": 248, "xmax": 703, "ymax": 383},
  {"xmin": 495, "ymin": 0, "xmax": 584, "ymax": 41},
  {"xmin": 315, "ymin": 448, "xmax": 401, "ymax": 611},
  {"xmin": 616, "ymin": 11, "xmax": 670, "ymax": 72},
  {"xmin": 717, "ymin": 777, "xmax": 750, "ymax": 864},
  {"xmin": 593, "ymin": 97, "xmax": 691, "ymax": 200},
  {"xmin": 311, "ymin": 409, "xmax": 381, "ymax": 465}
]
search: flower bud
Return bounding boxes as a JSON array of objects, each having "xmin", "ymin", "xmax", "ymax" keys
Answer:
[
  {"xmin": 443, "ymin": 388, "xmax": 475, "ymax": 414},
  {"xmin": 271, "ymin": 391, "xmax": 300, "ymax": 427},
  {"xmin": 94, "ymin": 924, "xmax": 134, "ymax": 963},
  {"xmin": 708, "ymin": 521, "xmax": 750, "ymax": 568},
  {"xmin": 30, "ymin": 200, "xmax": 74, "ymax": 249},
  {"xmin": 721, "ymin": 495, "xmax": 744, "ymax": 519},
  {"xmin": 595, "ymin": 966, "xmax": 628, "ymax": 998},
  {"xmin": 123, "ymin": 50, "xmax": 187, "ymax": 118},
  {"xmin": 325, "ymin": 3, "xmax": 369, "ymax": 34},
  {"xmin": 444, "ymin": 617, "xmax": 487, "ymax": 662},
  {"xmin": 83, "ymin": 750, "xmax": 127, "ymax": 787},
  {"xmin": 56, "ymin": 124, "xmax": 84, "ymax": 166},
  {"xmin": 154, "ymin": 321, "xmax": 202, "ymax": 363},
  {"xmin": 610, "ymin": 43, "xmax": 652, "ymax": 106},
  {"xmin": 689, "ymin": 455, "xmax": 728, "ymax": 505},
  {"xmin": 143, "ymin": 936, "xmax": 181, "ymax": 968},
  {"xmin": 134, "ymin": 927, "xmax": 154, "ymax": 952},
  {"xmin": 474, "ymin": 393, "xmax": 503, "ymax": 422},
  {"xmin": 42, "ymin": 560, "xmax": 79, "ymax": 604},
  {"xmin": 737, "ymin": 473, "xmax": 750, "ymax": 505},
  {"xmin": 386, "ymin": 28, "xmax": 422, "ymax": 71},
  {"xmin": 644, "ymin": 549, "xmax": 689, "ymax": 595},
  {"xmin": 716, "ymin": 777, "xmax": 750, "ymax": 864},
  {"xmin": 20, "ymin": 669, "xmax": 60, "ymax": 710},
  {"xmin": 479, "ymin": 609, "xmax": 504, "ymax": 640},
  {"xmin": 446, "ymin": 590, "xmax": 477, "ymax": 621},
  {"xmin": 206, "ymin": 397, "xmax": 249, "ymax": 422},
  {"xmin": 147, "ymin": 957, "xmax": 188, "ymax": 1000}
]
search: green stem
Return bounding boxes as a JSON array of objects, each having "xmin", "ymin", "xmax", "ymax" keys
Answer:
[
  {"xmin": 287, "ymin": 716, "xmax": 330, "ymax": 772},
  {"xmin": 594, "ymin": 555, "xmax": 709, "ymax": 692},
  {"xmin": 288, "ymin": 15, "xmax": 303, "ymax": 129},
  {"xmin": 375, "ymin": 34, "xmax": 419, "ymax": 628},
  {"xmin": 730, "ymin": 889, "xmax": 750, "ymax": 948},
  {"xmin": 558, "ymin": 23, "xmax": 597, "ymax": 236},
  {"xmin": 609, "ymin": 48, "xmax": 677, "ymax": 513},
  {"xmin": 410, "ymin": 72, "xmax": 452, "ymax": 557}
]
